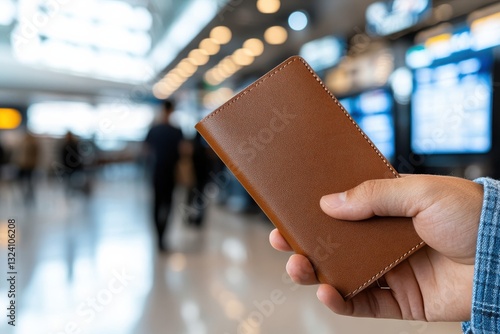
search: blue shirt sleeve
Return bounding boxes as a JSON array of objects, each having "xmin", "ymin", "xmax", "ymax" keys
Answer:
[{"xmin": 462, "ymin": 177, "xmax": 500, "ymax": 333}]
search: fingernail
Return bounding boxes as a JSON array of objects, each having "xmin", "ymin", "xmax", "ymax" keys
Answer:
[{"xmin": 321, "ymin": 192, "xmax": 346, "ymax": 209}]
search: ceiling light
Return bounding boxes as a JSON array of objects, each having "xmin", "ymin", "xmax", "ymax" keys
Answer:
[
  {"xmin": 434, "ymin": 4, "xmax": 454, "ymax": 22},
  {"xmin": 243, "ymin": 38, "xmax": 265, "ymax": 56},
  {"xmin": 167, "ymin": 73, "xmax": 185, "ymax": 85},
  {"xmin": 153, "ymin": 89, "xmax": 167, "ymax": 100},
  {"xmin": 161, "ymin": 80, "xmax": 176, "ymax": 91},
  {"xmin": 172, "ymin": 76, "xmax": 190, "ymax": 90},
  {"xmin": 200, "ymin": 38, "xmax": 221, "ymax": 56},
  {"xmin": 232, "ymin": 48, "xmax": 254, "ymax": 66},
  {"xmin": 232, "ymin": 64, "xmax": 242, "ymax": 73},
  {"xmin": 256, "ymin": 0, "xmax": 281, "ymax": 14},
  {"xmin": 13, "ymin": 0, "xmax": 155, "ymax": 83},
  {"xmin": 149, "ymin": 0, "xmax": 220, "ymax": 74},
  {"xmin": 211, "ymin": 70, "xmax": 224, "ymax": 84},
  {"xmin": 202, "ymin": 94, "xmax": 214, "ymax": 108},
  {"xmin": 162, "ymin": 82, "xmax": 174, "ymax": 90},
  {"xmin": 203, "ymin": 87, "xmax": 235, "ymax": 109},
  {"xmin": 264, "ymin": 26, "xmax": 288, "ymax": 45},
  {"xmin": 204, "ymin": 71, "xmax": 220, "ymax": 86},
  {"xmin": 132, "ymin": 7, "xmax": 154, "ymax": 31},
  {"xmin": 204, "ymin": 78, "xmax": 217, "ymax": 87},
  {"xmin": 0, "ymin": 0, "xmax": 16, "ymax": 26},
  {"xmin": 220, "ymin": 57, "xmax": 239, "ymax": 74},
  {"xmin": 288, "ymin": 11, "xmax": 308, "ymax": 31},
  {"xmin": 216, "ymin": 66, "xmax": 231, "ymax": 78},
  {"xmin": 210, "ymin": 26, "xmax": 232, "ymax": 45},
  {"xmin": 165, "ymin": 71, "xmax": 182, "ymax": 82},
  {"xmin": 178, "ymin": 59, "xmax": 198, "ymax": 75},
  {"xmin": 168, "ymin": 80, "xmax": 182, "ymax": 89},
  {"xmin": 154, "ymin": 82, "xmax": 171, "ymax": 96},
  {"xmin": 390, "ymin": 67, "xmax": 413, "ymax": 104},
  {"xmin": 188, "ymin": 49, "xmax": 210, "ymax": 66},
  {"xmin": 173, "ymin": 67, "xmax": 190, "ymax": 78}
]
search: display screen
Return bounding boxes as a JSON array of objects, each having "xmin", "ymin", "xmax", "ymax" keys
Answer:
[
  {"xmin": 366, "ymin": 0, "xmax": 432, "ymax": 36},
  {"xmin": 340, "ymin": 89, "xmax": 395, "ymax": 160},
  {"xmin": 411, "ymin": 51, "xmax": 493, "ymax": 155},
  {"xmin": 299, "ymin": 36, "xmax": 344, "ymax": 72}
]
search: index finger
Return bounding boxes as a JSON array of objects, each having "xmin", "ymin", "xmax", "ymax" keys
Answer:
[{"xmin": 269, "ymin": 229, "xmax": 293, "ymax": 252}]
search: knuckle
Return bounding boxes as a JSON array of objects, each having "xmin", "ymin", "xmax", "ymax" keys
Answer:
[{"xmin": 353, "ymin": 179, "xmax": 380, "ymax": 202}]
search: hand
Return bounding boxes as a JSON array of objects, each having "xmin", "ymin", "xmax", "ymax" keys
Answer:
[{"xmin": 269, "ymin": 175, "xmax": 483, "ymax": 321}]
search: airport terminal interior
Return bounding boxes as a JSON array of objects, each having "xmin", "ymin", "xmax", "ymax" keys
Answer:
[{"xmin": 1, "ymin": 0, "xmax": 499, "ymax": 333}]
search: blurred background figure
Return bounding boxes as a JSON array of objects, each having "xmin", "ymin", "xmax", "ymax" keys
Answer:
[
  {"xmin": 0, "ymin": 137, "xmax": 6, "ymax": 177},
  {"xmin": 15, "ymin": 131, "xmax": 39, "ymax": 203},
  {"xmin": 58, "ymin": 131, "xmax": 84, "ymax": 194},
  {"xmin": 185, "ymin": 132, "xmax": 214, "ymax": 229},
  {"xmin": 0, "ymin": 137, "xmax": 8, "ymax": 194},
  {"xmin": 0, "ymin": 138, "xmax": 5, "ymax": 166},
  {"xmin": 144, "ymin": 100, "xmax": 184, "ymax": 252}
]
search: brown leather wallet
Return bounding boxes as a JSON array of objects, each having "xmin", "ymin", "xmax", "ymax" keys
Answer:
[{"xmin": 196, "ymin": 56, "xmax": 424, "ymax": 299}]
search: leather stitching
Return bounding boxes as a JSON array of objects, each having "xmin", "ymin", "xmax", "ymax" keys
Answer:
[
  {"xmin": 344, "ymin": 241, "xmax": 425, "ymax": 298},
  {"xmin": 199, "ymin": 56, "xmax": 425, "ymax": 298},
  {"xmin": 297, "ymin": 58, "xmax": 397, "ymax": 177}
]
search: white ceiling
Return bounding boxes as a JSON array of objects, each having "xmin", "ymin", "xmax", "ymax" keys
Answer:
[
  {"xmin": 0, "ymin": 0, "xmax": 198, "ymax": 104},
  {"xmin": 0, "ymin": 0, "xmax": 497, "ymax": 106}
]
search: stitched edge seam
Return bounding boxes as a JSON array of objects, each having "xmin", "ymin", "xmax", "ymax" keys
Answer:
[
  {"xmin": 297, "ymin": 58, "xmax": 397, "ymax": 177},
  {"xmin": 344, "ymin": 241, "xmax": 425, "ymax": 298},
  {"xmin": 199, "ymin": 58, "xmax": 296, "ymax": 122},
  {"xmin": 200, "ymin": 56, "xmax": 424, "ymax": 298}
]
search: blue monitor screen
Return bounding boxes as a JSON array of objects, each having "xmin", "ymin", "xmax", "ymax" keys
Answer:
[
  {"xmin": 411, "ymin": 51, "xmax": 493, "ymax": 155},
  {"xmin": 366, "ymin": 0, "xmax": 432, "ymax": 36},
  {"xmin": 340, "ymin": 89, "xmax": 395, "ymax": 160}
]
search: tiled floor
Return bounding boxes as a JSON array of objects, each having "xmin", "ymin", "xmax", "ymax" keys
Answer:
[{"xmin": 0, "ymin": 169, "xmax": 462, "ymax": 334}]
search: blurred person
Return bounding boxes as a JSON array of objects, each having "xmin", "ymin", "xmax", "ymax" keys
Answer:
[
  {"xmin": 59, "ymin": 131, "xmax": 84, "ymax": 193},
  {"xmin": 16, "ymin": 131, "xmax": 40, "ymax": 203},
  {"xmin": 0, "ymin": 138, "xmax": 6, "ymax": 167},
  {"xmin": 0, "ymin": 139, "xmax": 5, "ymax": 166},
  {"xmin": 269, "ymin": 175, "xmax": 500, "ymax": 332},
  {"xmin": 0, "ymin": 137, "xmax": 8, "ymax": 182},
  {"xmin": 144, "ymin": 100, "xmax": 184, "ymax": 252},
  {"xmin": 77, "ymin": 135, "xmax": 97, "ymax": 196},
  {"xmin": 186, "ymin": 132, "xmax": 214, "ymax": 228}
]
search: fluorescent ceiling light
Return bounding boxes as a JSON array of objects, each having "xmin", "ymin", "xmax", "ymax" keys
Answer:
[
  {"xmin": 27, "ymin": 102, "xmax": 155, "ymax": 141},
  {"xmin": 96, "ymin": 104, "xmax": 155, "ymax": 141},
  {"xmin": 28, "ymin": 102, "xmax": 96, "ymax": 137},
  {"xmin": 60, "ymin": 0, "xmax": 153, "ymax": 31},
  {"xmin": 0, "ymin": 0, "xmax": 16, "ymax": 26},
  {"xmin": 11, "ymin": 0, "xmax": 154, "ymax": 83},
  {"xmin": 149, "ymin": 0, "xmax": 222, "ymax": 73}
]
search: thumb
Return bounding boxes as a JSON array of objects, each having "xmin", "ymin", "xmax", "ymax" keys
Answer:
[{"xmin": 320, "ymin": 176, "xmax": 430, "ymax": 221}]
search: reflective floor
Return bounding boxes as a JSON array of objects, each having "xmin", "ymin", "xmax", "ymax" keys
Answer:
[{"xmin": 0, "ymin": 168, "xmax": 461, "ymax": 334}]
